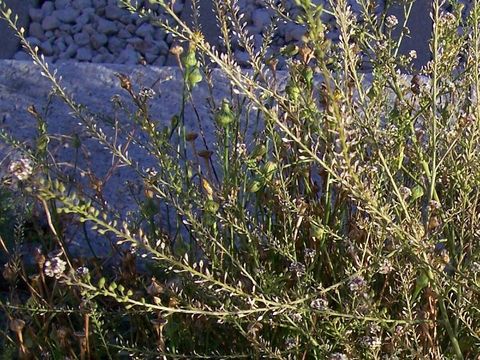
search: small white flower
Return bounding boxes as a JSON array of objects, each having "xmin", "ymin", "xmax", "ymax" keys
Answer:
[
  {"xmin": 8, "ymin": 154, "xmax": 33, "ymax": 181},
  {"xmin": 378, "ymin": 259, "xmax": 394, "ymax": 274},
  {"xmin": 386, "ymin": 15, "xmax": 398, "ymax": 28},
  {"xmin": 409, "ymin": 50, "xmax": 417, "ymax": 59},
  {"xmin": 330, "ymin": 353, "xmax": 349, "ymax": 360},
  {"xmin": 310, "ymin": 297, "xmax": 329, "ymax": 311},
  {"xmin": 44, "ymin": 253, "xmax": 67, "ymax": 279}
]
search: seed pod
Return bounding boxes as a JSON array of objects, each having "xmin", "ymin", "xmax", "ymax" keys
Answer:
[
  {"xmin": 186, "ymin": 132, "xmax": 198, "ymax": 142},
  {"xmin": 215, "ymin": 100, "xmax": 234, "ymax": 127},
  {"xmin": 187, "ymin": 67, "xmax": 202, "ymax": 86},
  {"xmin": 247, "ymin": 178, "xmax": 263, "ymax": 193},
  {"xmin": 204, "ymin": 199, "xmax": 219, "ymax": 213},
  {"xmin": 263, "ymin": 161, "xmax": 277, "ymax": 180},
  {"xmin": 250, "ymin": 144, "xmax": 267, "ymax": 159},
  {"xmin": 183, "ymin": 50, "xmax": 197, "ymax": 68},
  {"xmin": 286, "ymin": 83, "xmax": 301, "ymax": 102}
]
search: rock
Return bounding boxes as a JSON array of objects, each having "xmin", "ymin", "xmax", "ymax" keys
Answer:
[
  {"xmin": 29, "ymin": 8, "xmax": 43, "ymax": 23},
  {"xmin": 29, "ymin": 22, "xmax": 45, "ymax": 41},
  {"xmin": 97, "ymin": 19, "xmax": 118, "ymax": 35},
  {"xmin": 144, "ymin": 52, "xmax": 157, "ymax": 64},
  {"xmin": 127, "ymin": 37, "xmax": 151, "ymax": 54},
  {"xmin": 173, "ymin": 1, "xmax": 184, "ymax": 14},
  {"xmin": 42, "ymin": 15, "xmax": 60, "ymax": 31},
  {"xmin": 54, "ymin": 37, "xmax": 67, "ymax": 52},
  {"xmin": 284, "ymin": 23, "xmax": 305, "ymax": 42},
  {"xmin": 45, "ymin": 31, "xmax": 54, "ymax": 38},
  {"xmin": 90, "ymin": 33, "xmax": 108, "ymax": 50},
  {"xmin": 117, "ymin": 45, "xmax": 139, "ymax": 64},
  {"xmin": 55, "ymin": 0, "xmax": 70, "ymax": 9},
  {"xmin": 153, "ymin": 28, "xmax": 165, "ymax": 41},
  {"xmin": 117, "ymin": 29, "xmax": 131, "ymax": 39},
  {"xmin": 76, "ymin": 46, "xmax": 92, "ymax": 61},
  {"xmin": 104, "ymin": 4, "xmax": 124, "ymax": 20},
  {"xmin": 40, "ymin": 40, "xmax": 54, "ymax": 56},
  {"xmin": 41, "ymin": 1, "xmax": 55, "ymax": 16},
  {"xmin": 107, "ymin": 37, "xmax": 125, "ymax": 53},
  {"xmin": 91, "ymin": 54, "xmax": 105, "ymax": 63},
  {"xmin": 59, "ymin": 24, "xmax": 71, "ymax": 31},
  {"xmin": 234, "ymin": 50, "xmax": 250, "ymax": 65},
  {"xmin": 157, "ymin": 40, "xmax": 169, "ymax": 55},
  {"xmin": 92, "ymin": 0, "xmax": 106, "ymax": 6},
  {"xmin": 55, "ymin": 9, "xmax": 80, "ymax": 24},
  {"xmin": 63, "ymin": 43, "xmax": 79, "ymax": 57},
  {"xmin": 13, "ymin": 51, "xmax": 31, "ymax": 61},
  {"xmin": 74, "ymin": 32, "xmax": 90, "ymax": 46},
  {"xmin": 135, "ymin": 23, "xmax": 154, "ymax": 38},
  {"xmin": 64, "ymin": 35, "xmax": 74, "ymax": 45},
  {"xmin": 119, "ymin": 13, "xmax": 133, "ymax": 25},
  {"xmin": 25, "ymin": 37, "xmax": 42, "ymax": 48},
  {"xmin": 73, "ymin": 0, "xmax": 93, "ymax": 10},
  {"xmin": 153, "ymin": 55, "xmax": 166, "ymax": 66},
  {"xmin": 252, "ymin": 8, "xmax": 271, "ymax": 29},
  {"xmin": 126, "ymin": 23, "xmax": 136, "ymax": 34}
]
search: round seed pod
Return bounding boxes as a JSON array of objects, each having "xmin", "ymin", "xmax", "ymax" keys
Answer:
[
  {"xmin": 183, "ymin": 50, "xmax": 197, "ymax": 68},
  {"xmin": 215, "ymin": 100, "xmax": 234, "ymax": 127},
  {"xmin": 188, "ymin": 68, "xmax": 202, "ymax": 86}
]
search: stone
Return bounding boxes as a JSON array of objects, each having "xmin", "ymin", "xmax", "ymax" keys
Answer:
[
  {"xmin": 252, "ymin": 8, "xmax": 271, "ymax": 29},
  {"xmin": 153, "ymin": 28, "xmax": 166, "ymax": 41},
  {"xmin": 40, "ymin": 40, "xmax": 54, "ymax": 56},
  {"xmin": 29, "ymin": 8, "xmax": 43, "ymax": 23},
  {"xmin": 13, "ymin": 51, "xmax": 31, "ymax": 61},
  {"xmin": 127, "ymin": 37, "xmax": 151, "ymax": 54},
  {"xmin": 90, "ymin": 33, "xmax": 108, "ymax": 50},
  {"xmin": 144, "ymin": 52, "xmax": 157, "ymax": 64},
  {"xmin": 173, "ymin": 1, "xmax": 184, "ymax": 14},
  {"xmin": 74, "ymin": 32, "xmax": 90, "ymax": 46},
  {"xmin": 55, "ymin": 9, "xmax": 80, "ymax": 24},
  {"xmin": 29, "ymin": 22, "xmax": 45, "ymax": 40},
  {"xmin": 234, "ymin": 50, "xmax": 250, "ymax": 65},
  {"xmin": 25, "ymin": 36, "xmax": 42, "ymax": 48},
  {"xmin": 153, "ymin": 55, "xmax": 166, "ymax": 66},
  {"xmin": 107, "ymin": 37, "xmax": 125, "ymax": 53},
  {"xmin": 92, "ymin": 0, "xmax": 106, "ymax": 6},
  {"xmin": 72, "ymin": 0, "xmax": 92, "ymax": 10},
  {"xmin": 55, "ymin": 37, "xmax": 67, "ymax": 52},
  {"xmin": 97, "ymin": 19, "xmax": 118, "ymax": 35},
  {"xmin": 284, "ymin": 23, "xmax": 305, "ymax": 43},
  {"xmin": 135, "ymin": 23, "xmax": 154, "ymax": 38},
  {"xmin": 117, "ymin": 45, "xmax": 139, "ymax": 64},
  {"xmin": 64, "ymin": 35, "xmax": 74, "ymax": 45},
  {"xmin": 76, "ymin": 46, "xmax": 92, "ymax": 61},
  {"xmin": 63, "ymin": 43, "xmax": 78, "ymax": 57},
  {"xmin": 117, "ymin": 29, "xmax": 131, "ymax": 39},
  {"xmin": 55, "ymin": 0, "xmax": 70, "ymax": 9},
  {"xmin": 104, "ymin": 4, "xmax": 124, "ymax": 20},
  {"xmin": 59, "ymin": 24, "xmax": 71, "ymax": 31},
  {"xmin": 41, "ymin": 1, "xmax": 55, "ymax": 16},
  {"xmin": 91, "ymin": 54, "xmax": 105, "ymax": 63},
  {"xmin": 42, "ymin": 15, "xmax": 60, "ymax": 31}
]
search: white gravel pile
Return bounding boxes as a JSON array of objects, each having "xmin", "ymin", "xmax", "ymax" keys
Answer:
[
  {"xmin": 16, "ymin": 0, "xmax": 386, "ymax": 66},
  {"xmin": 15, "ymin": 0, "xmax": 183, "ymax": 65}
]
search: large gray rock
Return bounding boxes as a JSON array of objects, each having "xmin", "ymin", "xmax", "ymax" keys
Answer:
[{"xmin": 0, "ymin": 60, "xmax": 282, "ymax": 256}]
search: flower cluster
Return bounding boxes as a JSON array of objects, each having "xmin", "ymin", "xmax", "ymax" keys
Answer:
[{"xmin": 44, "ymin": 252, "xmax": 67, "ymax": 279}]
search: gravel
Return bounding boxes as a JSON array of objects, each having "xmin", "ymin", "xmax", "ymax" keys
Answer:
[{"xmin": 15, "ymin": 0, "xmax": 387, "ymax": 67}]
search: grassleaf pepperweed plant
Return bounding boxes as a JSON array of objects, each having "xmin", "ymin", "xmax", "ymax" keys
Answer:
[{"xmin": 0, "ymin": 0, "xmax": 480, "ymax": 358}]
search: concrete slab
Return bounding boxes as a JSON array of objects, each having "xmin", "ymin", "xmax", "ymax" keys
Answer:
[{"xmin": 0, "ymin": 0, "xmax": 38, "ymax": 59}]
